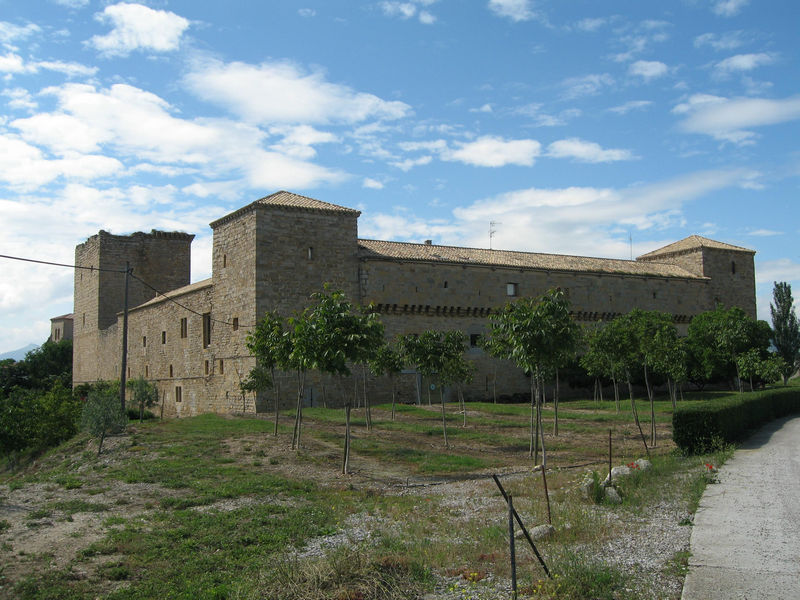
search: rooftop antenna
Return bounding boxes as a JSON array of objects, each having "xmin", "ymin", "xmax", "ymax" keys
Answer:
[
  {"xmin": 490, "ymin": 221, "xmax": 501, "ymax": 250},
  {"xmin": 629, "ymin": 230, "xmax": 633, "ymax": 260}
]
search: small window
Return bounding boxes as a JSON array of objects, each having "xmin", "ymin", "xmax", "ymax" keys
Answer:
[
  {"xmin": 127, "ymin": 367, "xmax": 131, "ymax": 378},
  {"xmin": 145, "ymin": 365, "xmax": 149, "ymax": 377},
  {"xmin": 470, "ymin": 334, "xmax": 481, "ymax": 348},
  {"xmin": 232, "ymin": 317, "xmax": 239, "ymax": 331},
  {"xmin": 507, "ymin": 282, "xmax": 518, "ymax": 297},
  {"xmin": 219, "ymin": 359, "xmax": 224, "ymax": 375},
  {"xmin": 308, "ymin": 246, "xmax": 313, "ymax": 260},
  {"xmin": 204, "ymin": 360, "xmax": 209, "ymax": 375},
  {"xmin": 443, "ymin": 281, "xmax": 448, "ymax": 288},
  {"xmin": 731, "ymin": 261, "xmax": 736, "ymax": 275},
  {"xmin": 82, "ymin": 313, "xmax": 86, "ymax": 326},
  {"xmin": 180, "ymin": 317, "xmax": 188, "ymax": 339},
  {"xmin": 161, "ymin": 331, "xmax": 166, "ymax": 344},
  {"xmin": 175, "ymin": 386, "xmax": 182, "ymax": 403},
  {"xmin": 169, "ymin": 364, "xmax": 174, "ymax": 378},
  {"xmin": 143, "ymin": 336, "xmax": 146, "ymax": 347},
  {"xmin": 202, "ymin": 313, "xmax": 211, "ymax": 348},
  {"xmin": 223, "ymin": 254, "xmax": 227, "ymax": 268}
]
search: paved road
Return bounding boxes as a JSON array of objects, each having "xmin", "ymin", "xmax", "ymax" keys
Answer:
[{"xmin": 682, "ymin": 415, "xmax": 800, "ymax": 600}]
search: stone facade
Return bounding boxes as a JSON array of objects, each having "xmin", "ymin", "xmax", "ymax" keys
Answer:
[
  {"xmin": 72, "ymin": 191, "xmax": 757, "ymax": 417},
  {"xmin": 49, "ymin": 314, "xmax": 73, "ymax": 343}
]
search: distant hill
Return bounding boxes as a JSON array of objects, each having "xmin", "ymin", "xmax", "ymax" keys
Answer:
[{"xmin": 0, "ymin": 343, "xmax": 39, "ymax": 362}]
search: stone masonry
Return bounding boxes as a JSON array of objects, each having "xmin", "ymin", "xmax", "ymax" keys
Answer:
[{"xmin": 72, "ymin": 191, "xmax": 757, "ymax": 417}]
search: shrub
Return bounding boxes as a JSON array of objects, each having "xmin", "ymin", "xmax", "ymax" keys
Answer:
[
  {"xmin": 673, "ymin": 387, "xmax": 800, "ymax": 454},
  {"xmin": 81, "ymin": 387, "xmax": 127, "ymax": 455}
]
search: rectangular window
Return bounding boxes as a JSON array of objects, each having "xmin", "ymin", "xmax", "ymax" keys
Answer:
[
  {"xmin": 175, "ymin": 386, "xmax": 182, "ymax": 403},
  {"xmin": 506, "ymin": 282, "xmax": 518, "ymax": 297},
  {"xmin": 202, "ymin": 313, "xmax": 211, "ymax": 348},
  {"xmin": 161, "ymin": 330, "xmax": 166, "ymax": 344},
  {"xmin": 180, "ymin": 317, "xmax": 188, "ymax": 339},
  {"xmin": 219, "ymin": 359, "xmax": 224, "ymax": 375},
  {"xmin": 204, "ymin": 360, "xmax": 209, "ymax": 375},
  {"xmin": 169, "ymin": 364, "xmax": 173, "ymax": 378},
  {"xmin": 232, "ymin": 317, "xmax": 239, "ymax": 331},
  {"xmin": 142, "ymin": 335, "xmax": 147, "ymax": 347},
  {"xmin": 470, "ymin": 333, "xmax": 481, "ymax": 348},
  {"xmin": 145, "ymin": 365, "xmax": 149, "ymax": 377},
  {"xmin": 307, "ymin": 246, "xmax": 313, "ymax": 260}
]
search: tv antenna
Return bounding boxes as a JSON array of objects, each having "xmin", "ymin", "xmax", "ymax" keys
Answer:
[
  {"xmin": 489, "ymin": 221, "xmax": 501, "ymax": 250},
  {"xmin": 629, "ymin": 230, "xmax": 633, "ymax": 260}
]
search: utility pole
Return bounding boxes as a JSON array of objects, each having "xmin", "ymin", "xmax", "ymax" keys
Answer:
[{"xmin": 120, "ymin": 262, "xmax": 131, "ymax": 412}]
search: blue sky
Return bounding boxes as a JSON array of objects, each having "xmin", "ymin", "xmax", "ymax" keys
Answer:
[{"xmin": 1, "ymin": 0, "xmax": 799, "ymax": 353}]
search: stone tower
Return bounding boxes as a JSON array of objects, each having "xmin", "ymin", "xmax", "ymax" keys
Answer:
[
  {"xmin": 637, "ymin": 235, "xmax": 756, "ymax": 318},
  {"xmin": 73, "ymin": 229, "xmax": 194, "ymax": 384}
]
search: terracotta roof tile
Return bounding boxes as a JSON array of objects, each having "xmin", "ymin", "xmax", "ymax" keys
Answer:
[
  {"xmin": 637, "ymin": 235, "xmax": 754, "ymax": 259},
  {"xmin": 211, "ymin": 191, "xmax": 359, "ymax": 228},
  {"xmin": 358, "ymin": 239, "xmax": 703, "ymax": 279},
  {"xmin": 131, "ymin": 278, "xmax": 213, "ymax": 312}
]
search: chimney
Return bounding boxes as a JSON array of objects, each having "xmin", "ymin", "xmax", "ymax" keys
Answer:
[{"xmin": 424, "ymin": 239, "xmax": 432, "ymax": 245}]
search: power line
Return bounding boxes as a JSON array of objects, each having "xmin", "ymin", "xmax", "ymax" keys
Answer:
[
  {"xmin": 0, "ymin": 252, "xmax": 254, "ymax": 330},
  {"xmin": 0, "ymin": 253, "xmax": 127, "ymax": 273}
]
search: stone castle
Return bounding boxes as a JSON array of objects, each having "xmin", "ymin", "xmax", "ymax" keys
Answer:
[{"xmin": 72, "ymin": 191, "xmax": 756, "ymax": 416}]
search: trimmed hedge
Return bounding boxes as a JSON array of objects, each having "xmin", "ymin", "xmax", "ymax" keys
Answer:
[{"xmin": 673, "ymin": 387, "xmax": 800, "ymax": 454}]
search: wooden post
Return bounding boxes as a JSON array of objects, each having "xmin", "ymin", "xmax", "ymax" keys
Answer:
[
  {"xmin": 541, "ymin": 467, "xmax": 552, "ymax": 525},
  {"xmin": 342, "ymin": 403, "xmax": 351, "ymax": 474},
  {"xmin": 508, "ymin": 493, "xmax": 517, "ymax": 600}
]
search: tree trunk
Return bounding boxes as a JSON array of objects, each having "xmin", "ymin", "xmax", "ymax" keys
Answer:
[
  {"xmin": 292, "ymin": 370, "xmax": 304, "ymax": 450},
  {"xmin": 644, "ymin": 364, "xmax": 656, "ymax": 447},
  {"xmin": 538, "ymin": 382, "xmax": 546, "ymax": 469},
  {"xmin": 415, "ymin": 371, "xmax": 422, "ymax": 406},
  {"xmin": 272, "ymin": 370, "xmax": 279, "ymax": 437},
  {"xmin": 363, "ymin": 365, "xmax": 372, "ymax": 432},
  {"xmin": 626, "ymin": 369, "xmax": 649, "ymax": 457},
  {"xmin": 440, "ymin": 385, "xmax": 449, "ymax": 449},
  {"xmin": 612, "ymin": 374, "xmax": 620, "ymax": 413},
  {"xmin": 459, "ymin": 386, "xmax": 466, "ymax": 427},
  {"xmin": 529, "ymin": 377, "xmax": 535, "ymax": 459},
  {"xmin": 492, "ymin": 364, "xmax": 497, "ymax": 403},
  {"xmin": 553, "ymin": 368, "xmax": 559, "ymax": 437},
  {"xmin": 342, "ymin": 403, "xmax": 351, "ymax": 474},
  {"xmin": 97, "ymin": 429, "xmax": 106, "ymax": 456},
  {"xmin": 390, "ymin": 375, "xmax": 396, "ymax": 421}
]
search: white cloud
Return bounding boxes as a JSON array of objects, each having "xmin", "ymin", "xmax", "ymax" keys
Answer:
[
  {"xmin": 89, "ymin": 2, "xmax": 190, "ymax": 56},
  {"xmin": 714, "ymin": 53, "xmax": 775, "ymax": 75},
  {"xmin": 674, "ymin": 94, "xmax": 800, "ymax": 144},
  {"xmin": 52, "ymin": 0, "xmax": 90, "ymax": 7},
  {"xmin": 0, "ymin": 52, "xmax": 97, "ymax": 77},
  {"xmin": 443, "ymin": 136, "xmax": 540, "ymax": 167},
  {"xmin": 628, "ymin": 60, "xmax": 668, "ymax": 80},
  {"xmin": 575, "ymin": 17, "xmax": 612, "ymax": 32},
  {"xmin": 185, "ymin": 58, "xmax": 411, "ymax": 125},
  {"xmin": 391, "ymin": 155, "xmax": 433, "ymax": 171},
  {"xmin": 298, "ymin": 8, "xmax": 316, "ymax": 17},
  {"xmin": 561, "ymin": 73, "xmax": 614, "ymax": 99},
  {"xmin": 0, "ymin": 52, "xmax": 26, "ymax": 73},
  {"xmin": 3, "ymin": 87, "xmax": 37, "ymax": 111},
  {"xmin": 362, "ymin": 177, "xmax": 384, "ymax": 189},
  {"xmin": 747, "ymin": 229, "xmax": 782, "ymax": 237},
  {"xmin": 713, "ymin": 0, "xmax": 749, "ymax": 17},
  {"xmin": 268, "ymin": 124, "xmax": 338, "ymax": 159},
  {"xmin": 546, "ymin": 138, "xmax": 636, "ymax": 163},
  {"xmin": 380, "ymin": 1, "xmax": 437, "ymax": 24},
  {"xmin": 418, "ymin": 11, "xmax": 436, "ymax": 25},
  {"xmin": 608, "ymin": 100, "xmax": 652, "ymax": 114},
  {"xmin": 514, "ymin": 103, "xmax": 582, "ymax": 126},
  {"xmin": 0, "ymin": 22, "xmax": 41, "ymax": 46},
  {"xmin": 488, "ymin": 0, "xmax": 535, "ymax": 22},
  {"xmin": 694, "ymin": 31, "xmax": 747, "ymax": 51}
]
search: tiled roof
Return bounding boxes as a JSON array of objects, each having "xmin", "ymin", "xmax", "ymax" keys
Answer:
[
  {"xmin": 50, "ymin": 313, "xmax": 74, "ymax": 321},
  {"xmin": 358, "ymin": 239, "xmax": 704, "ymax": 279},
  {"xmin": 210, "ymin": 191, "xmax": 359, "ymax": 228},
  {"xmin": 130, "ymin": 278, "xmax": 213, "ymax": 312},
  {"xmin": 638, "ymin": 235, "xmax": 754, "ymax": 259}
]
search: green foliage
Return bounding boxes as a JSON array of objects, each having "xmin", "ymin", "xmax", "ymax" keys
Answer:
[
  {"xmin": 673, "ymin": 387, "xmax": 800, "ymax": 453},
  {"xmin": 770, "ymin": 281, "xmax": 800, "ymax": 383},
  {"xmin": 0, "ymin": 382, "xmax": 81, "ymax": 456},
  {"xmin": 81, "ymin": 386, "xmax": 127, "ymax": 455},
  {"xmin": 368, "ymin": 342, "xmax": 405, "ymax": 379},
  {"xmin": 0, "ymin": 339, "xmax": 73, "ymax": 396},
  {"xmin": 127, "ymin": 377, "xmax": 158, "ymax": 422}
]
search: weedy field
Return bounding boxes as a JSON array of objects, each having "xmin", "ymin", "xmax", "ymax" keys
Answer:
[{"xmin": 0, "ymin": 396, "xmax": 732, "ymax": 600}]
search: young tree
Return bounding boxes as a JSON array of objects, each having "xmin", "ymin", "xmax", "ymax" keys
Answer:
[
  {"xmin": 245, "ymin": 312, "xmax": 291, "ymax": 436},
  {"xmin": 440, "ymin": 330, "xmax": 474, "ymax": 428},
  {"xmin": 127, "ymin": 376, "xmax": 159, "ymax": 422},
  {"xmin": 369, "ymin": 342, "xmax": 406, "ymax": 421},
  {"xmin": 770, "ymin": 281, "xmax": 800, "ymax": 384},
  {"xmin": 81, "ymin": 385, "xmax": 127, "ymax": 455}
]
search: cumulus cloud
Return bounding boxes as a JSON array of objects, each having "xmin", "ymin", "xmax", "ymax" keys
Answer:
[
  {"xmin": 514, "ymin": 103, "xmax": 582, "ymax": 126},
  {"xmin": 88, "ymin": 2, "xmax": 190, "ymax": 56},
  {"xmin": 488, "ymin": 0, "xmax": 536, "ymax": 22},
  {"xmin": 442, "ymin": 136, "xmax": 540, "ymax": 167},
  {"xmin": 713, "ymin": 0, "xmax": 749, "ymax": 17},
  {"xmin": 380, "ymin": 1, "xmax": 438, "ymax": 24},
  {"xmin": 628, "ymin": 60, "xmax": 668, "ymax": 80},
  {"xmin": 575, "ymin": 17, "xmax": 613, "ymax": 32},
  {"xmin": 546, "ymin": 138, "xmax": 636, "ymax": 163},
  {"xmin": 0, "ymin": 52, "xmax": 97, "ymax": 77},
  {"xmin": 694, "ymin": 31, "xmax": 747, "ymax": 51},
  {"xmin": 560, "ymin": 73, "xmax": 614, "ymax": 99},
  {"xmin": 185, "ymin": 58, "xmax": 411, "ymax": 125},
  {"xmin": 0, "ymin": 21, "xmax": 41, "ymax": 45},
  {"xmin": 362, "ymin": 177, "xmax": 384, "ymax": 189},
  {"xmin": 268, "ymin": 125, "xmax": 338, "ymax": 159},
  {"xmin": 674, "ymin": 94, "xmax": 800, "ymax": 144},
  {"xmin": 714, "ymin": 53, "xmax": 775, "ymax": 75}
]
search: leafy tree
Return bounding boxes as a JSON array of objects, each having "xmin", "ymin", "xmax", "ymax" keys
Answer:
[
  {"xmin": 770, "ymin": 281, "xmax": 800, "ymax": 384},
  {"xmin": 127, "ymin": 376, "xmax": 158, "ymax": 422},
  {"xmin": 23, "ymin": 339, "xmax": 73, "ymax": 390},
  {"xmin": 487, "ymin": 288, "xmax": 577, "ymax": 465},
  {"xmin": 368, "ymin": 342, "xmax": 406, "ymax": 421},
  {"xmin": 245, "ymin": 312, "xmax": 290, "ymax": 436},
  {"xmin": 81, "ymin": 385, "xmax": 127, "ymax": 455},
  {"xmin": 439, "ymin": 330, "xmax": 474, "ymax": 429},
  {"xmin": 351, "ymin": 307, "xmax": 385, "ymax": 432}
]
